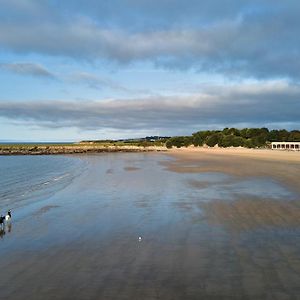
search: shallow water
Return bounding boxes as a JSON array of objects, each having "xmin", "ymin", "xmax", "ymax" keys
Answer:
[
  {"xmin": 0, "ymin": 155, "xmax": 86, "ymax": 212},
  {"xmin": 0, "ymin": 153, "xmax": 299, "ymax": 299}
]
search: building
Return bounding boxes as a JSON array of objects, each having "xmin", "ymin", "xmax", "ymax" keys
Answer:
[{"xmin": 271, "ymin": 142, "xmax": 300, "ymax": 151}]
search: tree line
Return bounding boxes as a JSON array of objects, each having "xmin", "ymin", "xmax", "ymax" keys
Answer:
[{"xmin": 165, "ymin": 128, "xmax": 300, "ymax": 149}]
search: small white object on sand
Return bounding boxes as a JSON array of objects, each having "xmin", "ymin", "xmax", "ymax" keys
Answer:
[{"xmin": 138, "ymin": 236, "xmax": 142, "ymax": 241}]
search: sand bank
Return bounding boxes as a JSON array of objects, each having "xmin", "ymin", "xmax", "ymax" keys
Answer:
[
  {"xmin": 166, "ymin": 147, "xmax": 300, "ymax": 193},
  {"xmin": 164, "ymin": 147, "xmax": 300, "ymax": 233},
  {"xmin": 169, "ymin": 146, "xmax": 300, "ymax": 162}
]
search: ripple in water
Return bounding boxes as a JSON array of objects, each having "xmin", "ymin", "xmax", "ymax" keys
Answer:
[{"xmin": 0, "ymin": 156, "xmax": 86, "ymax": 211}]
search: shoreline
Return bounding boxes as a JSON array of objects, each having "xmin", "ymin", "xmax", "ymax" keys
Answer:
[{"xmin": 1, "ymin": 144, "xmax": 300, "ymax": 158}]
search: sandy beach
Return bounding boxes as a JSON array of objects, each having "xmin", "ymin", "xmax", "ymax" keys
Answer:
[
  {"xmin": 166, "ymin": 147, "xmax": 300, "ymax": 230},
  {"xmin": 170, "ymin": 146, "xmax": 300, "ymax": 162},
  {"xmin": 0, "ymin": 151, "xmax": 299, "ymax": 299},
  {"xmin": 167, "ymin": 147, "xmax": 300, "ymax": 192}
]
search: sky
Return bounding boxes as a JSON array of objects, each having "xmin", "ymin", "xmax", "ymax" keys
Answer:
[{"xmin": 0, "ymin": 0, "xmax": 299, "ymax": 141}]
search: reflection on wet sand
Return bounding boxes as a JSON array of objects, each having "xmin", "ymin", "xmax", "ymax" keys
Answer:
[
  {"xmin": 0, "ymin": 223, "xmax": 12, "ymax": 239},
  {"xmin": 165, "ymin": 150, "xmax": 300, "ymax": 194},
  {"xmin": 165, "ymin": 150, "xmax": 300, "ymax": 231},
  {"xmin": 201, "ymin": 198, "xmax": 300, "ymax": 231},
  {"xmin": 106, "ymin": 168, "xmax": 114, "ymax": 174},
  {"xmin": 124, "ymin": 166, "xmax": 141, "ymax": 171},
  {"xmin": 187, "ymin": 179, "xmax": 212, "ymax": 189},
  {"xmin": 33, "ymin": 205, "xmax": 60, "ymax": 217}
]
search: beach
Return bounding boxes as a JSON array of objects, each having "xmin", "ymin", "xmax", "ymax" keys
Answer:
[
  {"xmin": 168, "ymin": 147, "xmax": 300, "ymax": 230},
  {"xmin": 168, "ymin": 147, "xmax": 300, "ymax": 192},
  {"xmin": 0, "ymin": 150, "xmax": 299, "ymax": 299},
  {"xmin": 170, "ymin": 146, "xmax": 300, "ymax": 162}
]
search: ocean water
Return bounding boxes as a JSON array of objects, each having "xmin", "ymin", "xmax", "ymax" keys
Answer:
[
  {"xmin": 0, "ymin": 155, "xmax": 86, "ymax": 213},
  {"xmin": 0, "ymin": 153, "xmax": 299, "ymax": 299}
]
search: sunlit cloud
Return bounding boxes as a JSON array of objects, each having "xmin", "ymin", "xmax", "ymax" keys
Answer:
[{"xmin": 0, "ymin": 81, "xmax": 299, "ymax": 132}]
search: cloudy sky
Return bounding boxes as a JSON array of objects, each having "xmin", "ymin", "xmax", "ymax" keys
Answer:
[{"xmin": 0, "ymin": 0, "xmax": 299, "ymax": 141}]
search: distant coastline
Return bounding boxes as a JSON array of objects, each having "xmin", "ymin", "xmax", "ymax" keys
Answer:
[
  {"xmin": 2, "ymin": 143, "xmax": 300, "ymax": 156},
  {"xmin": 1, "ymin": 127, "xmax": 299, "ymax": 155},
  {"xmin": 0, "ymin": 144, "xmax": 167, "ymax": 155}
]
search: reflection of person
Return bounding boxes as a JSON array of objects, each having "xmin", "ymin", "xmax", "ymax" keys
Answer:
[
  {"xmin": 0, "ymin": 223, "xmax": 12, "ymax": 239},
  {"xmin": 0, "ymin": 215, "xmax": 5, "ymax": 230}
]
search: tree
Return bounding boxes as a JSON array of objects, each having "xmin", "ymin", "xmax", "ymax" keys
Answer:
[
  {"xmin": 240, "ymin": 128, "xmax": 248, "ymax": 138},
  {"xmin": 277, "ymin": 129, "xmax": 289, "ymax": 141},
  {"xmin": 206, "ymin": 133, "xmax": 222, "ymax": 147},
  {"xmin": 287, "ymin": 130, "xmax": 300, "ymax": 142},
  {"xmin": 166, "ymin": 140, "xmax": 173, "ymax": 149},
  {"xmin": 165, "ymin": 136, "xmax": 191, "ymax": 148},
  {"xmin": 165, "ymin": 127, "xmax": 297, "ymax": 149},
  {"xmin": 228, "ymin": 128, "xmax": 240, "ymax": 136},
  {"xmin": 268, "ymin": 130, "xmax": 279, "ymax": 142},
  {"xmin": 232, "ymin": 136, "xmax": 245, "ymax": 147},
  {"xmin": 183, "ymin": 136, "xmax": 193, "ymax": 147},
  {"xmin": 192, "ymin": 134, "xmax": 204, "ymax": 146},
  {"xmin": 244, "ymin": 139, "xmax": 255, "ymax": 148},
  {"xmin": 192, "ymin": 131, "xmax": 212, "ymax": 146},
  {"xmin": 219, "ymin": 135, "xmax": 235, "ymax": 147}
]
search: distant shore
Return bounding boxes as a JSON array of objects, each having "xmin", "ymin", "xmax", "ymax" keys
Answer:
[
  {"xmin": 0, "ymin": 144, "xmax": 167, "ymax": 155},
  {"xmin": 1, "ymin": 143, "xmax": 300, "ymax": 157}
]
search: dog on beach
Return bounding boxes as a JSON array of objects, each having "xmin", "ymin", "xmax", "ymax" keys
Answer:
[
  {"xmin": 0, "ymin": 211, "xmax": 12, "ymax": 238},
  {"xmin": 5, "ymin": 210, "xmax": 11, "ymax": 222}
]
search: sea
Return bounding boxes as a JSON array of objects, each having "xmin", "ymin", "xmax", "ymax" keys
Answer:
[{"xmin": 0, "ymin": 155, "xmax": 86, "ymax": 215}]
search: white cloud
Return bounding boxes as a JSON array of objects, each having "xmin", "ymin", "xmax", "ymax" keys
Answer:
[
  {"xmin": 0, "ymin": 80, "xmax": 299, "ymax": 131},
  {"xmin": 0, "ymin": 62, "xmax": 55, "ymax": 78},
  {"xmin": 1, "ymin": 7, "xmax": 300, "ymax": 80}
]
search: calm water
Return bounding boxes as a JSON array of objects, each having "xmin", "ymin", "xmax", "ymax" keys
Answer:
[
  {"xmin": 0, "ymin": 155, "xmax": 86, "ymax": 213},
  {"xmin": 0, "ymin": 154, "xmax": 299, "ymax": 299}
]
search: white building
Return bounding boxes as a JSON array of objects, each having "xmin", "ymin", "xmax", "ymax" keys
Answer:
[{"xmin": 271, "ymin": 142, "xmax": 300, "ymax": 151}]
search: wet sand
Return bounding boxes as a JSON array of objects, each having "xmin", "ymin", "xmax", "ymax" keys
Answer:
[
  {"xmin": 168, "ymin": 148, "xmax": 300, "ymax": 226},
  {"xmin": 0, "ymin": 152, "xmax": 300, "ymax": 299},
  {"xmin": 167, "ymin": 147, "xmax": 300, "ymax": 193}
]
